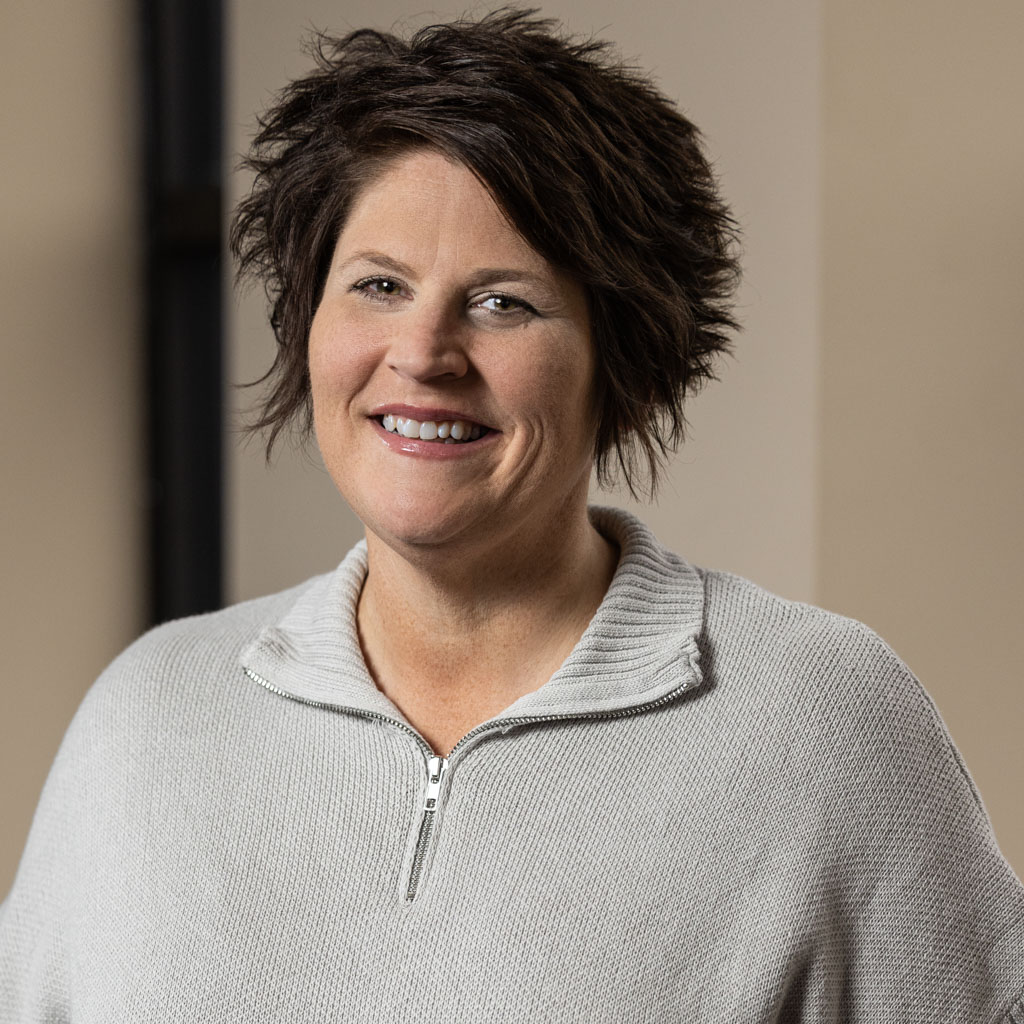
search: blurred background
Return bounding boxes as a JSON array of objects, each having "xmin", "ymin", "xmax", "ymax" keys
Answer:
[{"xmin": 2, "ymin": 0, "xmax": 1022, "ymax": 897}]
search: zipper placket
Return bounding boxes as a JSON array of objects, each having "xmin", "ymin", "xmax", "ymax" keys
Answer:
[
  {"xmin": 405, "ymin": 754, "xmax": 448, "ymax": 901},
  {"xmin": 244, "ymin": 665, "xmax": 699, "ymax": 902}
]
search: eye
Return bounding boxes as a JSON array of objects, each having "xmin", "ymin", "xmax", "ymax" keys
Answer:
[
  {"xmin": 474, "ymin": 293, "xmax": 536, "ymax": 317},
  {"xmin": 352, "ymin": 276, "xmax": 405, "ymax": 301}
]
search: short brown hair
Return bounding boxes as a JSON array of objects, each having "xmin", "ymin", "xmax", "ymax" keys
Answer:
[{"xmin": 230, "ymin": 7, "xmax": 741, "ymax": 497}]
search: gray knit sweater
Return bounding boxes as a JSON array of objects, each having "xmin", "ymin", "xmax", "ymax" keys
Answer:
[{"xmin": 2, "ymin": 508, "xmax": 1023, "ymax": 1022}]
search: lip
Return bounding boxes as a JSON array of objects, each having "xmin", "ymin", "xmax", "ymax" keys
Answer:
[
  {"xmin": 367, "ymin": 403, "xmax": 496, "ymax": 430},
  {"xmin": 370, "ymin": 417, "xmax": 499, "ymax": 459}
]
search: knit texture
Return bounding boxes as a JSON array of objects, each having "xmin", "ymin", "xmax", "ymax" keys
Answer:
[{"xmin": 2, "ymin": 507, "xmax": 1023, "ymax": 1021}]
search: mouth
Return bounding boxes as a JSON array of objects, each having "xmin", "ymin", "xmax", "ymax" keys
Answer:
[{"xmin": 375, "ymin": 412, "xmax": 493, "ymax": 445}]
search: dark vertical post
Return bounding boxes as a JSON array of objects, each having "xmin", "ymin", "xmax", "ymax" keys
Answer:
[{"xmin": 139, "ymin": 0, "xmax": 223, "ymax": 622}]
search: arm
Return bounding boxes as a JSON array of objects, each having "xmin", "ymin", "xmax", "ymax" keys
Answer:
[{"xmin": 788, "ymin": 622, "xmax": 1024, "ymax": 1020}]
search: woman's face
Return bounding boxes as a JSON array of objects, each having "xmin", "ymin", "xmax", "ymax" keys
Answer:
[{"xmin": 309, "ymin": 148, "xmax": 596, "ymax": 555}]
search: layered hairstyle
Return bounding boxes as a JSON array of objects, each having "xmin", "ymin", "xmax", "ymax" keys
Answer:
[{"xmin": 230, "ymin": 7, "xmax": 741, "ymax": 497}]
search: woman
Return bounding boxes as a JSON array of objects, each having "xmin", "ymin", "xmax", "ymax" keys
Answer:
[{"xmin": 2, "ymin": 9, "xmax": 1022, "ymax": 1021}]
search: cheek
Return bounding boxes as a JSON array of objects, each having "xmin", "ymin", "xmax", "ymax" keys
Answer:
[
  {"xmin": 499, "ymin": 334, "xmax": 596, "ymax": 445},
  {"xmin": 555, "ymin": 351, "xmax": 598, "ymax": 456},
  {"xmin": 308, "ymin": 309, "xmax": 378, "ymax": 407}
]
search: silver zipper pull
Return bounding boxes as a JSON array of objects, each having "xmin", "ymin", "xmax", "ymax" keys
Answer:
[{"xmin": 424, "ymin": 754, "xmax": 448, "ymax": 810}]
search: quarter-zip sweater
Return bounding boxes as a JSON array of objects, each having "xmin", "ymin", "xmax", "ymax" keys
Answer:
[{"xmin": 2, "ymin": 508, "xmax": 1023, "ymax": 1022}]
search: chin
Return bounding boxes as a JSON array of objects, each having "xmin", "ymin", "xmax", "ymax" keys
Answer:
[{"xmin": 358, "ymin": 492, "xmax": 483, "ymax": 553}]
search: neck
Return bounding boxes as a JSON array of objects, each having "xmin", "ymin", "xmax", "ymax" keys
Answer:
[{"xmin": 356, "ymin": 497, "xmax": 619, "ymax": 752}]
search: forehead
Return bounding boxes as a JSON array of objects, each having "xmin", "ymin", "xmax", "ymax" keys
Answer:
[{"xmin": 335, "ymin": 149, "xmax": 549, "ymax": 272}]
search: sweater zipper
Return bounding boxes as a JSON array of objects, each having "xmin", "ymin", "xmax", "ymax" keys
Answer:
[
  {"xmin": 405, "ymin": 754, "xmax": 448, "ymax": 901},
  {"xmin": 444, "ymin": 678, "xmax": 696, "ymax": 758},
  {"xmin": 242, "ymin": 666, "xmax": 434, "ymax": 756},
  {"xmin": 243, "ymin": 666, "xmax": 698, "ymax": 902}
]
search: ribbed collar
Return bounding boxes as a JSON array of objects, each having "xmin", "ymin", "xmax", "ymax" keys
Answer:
[{"xmin": 240, "ymin": 506, "xmax": 705, "ymax": 728}]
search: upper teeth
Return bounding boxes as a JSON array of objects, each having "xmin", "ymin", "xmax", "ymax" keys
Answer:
[{"xmin": 381, "ymin": 414, "xmax": 483, "ymax": 442}]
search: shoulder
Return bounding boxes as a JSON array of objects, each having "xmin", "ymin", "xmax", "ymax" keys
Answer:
[
  {"xmin": 696, "ymin": 566, "xmax": 986, "ymax": 813},
  {"xmin": 18, "ymin": 573, "xmax": 337, "ymax": 869},
  {"xmin": 54, "ymin": 573, "xmax": 332, "ymax": 774},
  {"xmin": 94, "ymin": 574, "xmax": 325, "ymax": 697},
  {"xmin": 594, "ymin": 507, "xmax": 945, "ymax": 747},
  {"xmin": 700, "ymin": 565, "xmax": 925, "ymax": 705},
  {"xmin": 702, "ymin": 565, "xmax": 891, "ymax": 660}
]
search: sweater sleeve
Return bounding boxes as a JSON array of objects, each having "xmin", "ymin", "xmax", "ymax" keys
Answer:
[
  {"xmin": 0, "ymin": 702, "xmax": 84, "ymax": 1023},
  {"xmin": 788, "ymin": 620, "xmax": 1024, "ymax": 1022},
  {"xmin": 0, "ymin": 599, "xmax": 290, "ymax": 1024},
  {"xmin": 0, "ymin": 631, "xmax": 148, "ymax": 1023}
]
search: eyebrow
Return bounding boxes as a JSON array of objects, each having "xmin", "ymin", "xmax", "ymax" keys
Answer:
[
  {"xmin": 336, "ymin": 249, "xmax": 553, "ymax": 290},
  {"xmin": 336, "ymin": 250, "xmax": 416, "ymax": 278},
  {"xmin": 469, "ymin": 267, "xmax": 551, "ymax": 289}
]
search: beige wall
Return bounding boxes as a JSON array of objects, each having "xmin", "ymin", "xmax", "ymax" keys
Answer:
[
  {"xmin": 820, "ymin": 0, "xmax": 1024, "ymax": 867},
  {"xmin": 0, "ymin": 1, "xmax": 145, "ymax": 895}
]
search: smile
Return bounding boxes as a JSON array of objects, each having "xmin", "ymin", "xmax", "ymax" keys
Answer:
[{"xmin": 379, "ymin": 413, "xmax": 490, "ymax": 444}]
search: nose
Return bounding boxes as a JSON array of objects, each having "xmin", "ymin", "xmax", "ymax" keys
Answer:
[{"xmin": 386, "ymin": 302, "xmax": 469, "ymax": 383}]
